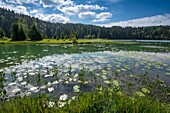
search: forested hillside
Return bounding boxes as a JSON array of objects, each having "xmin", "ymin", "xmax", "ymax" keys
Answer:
[{"xmin": 0, "ymin": 8, "xmax": 170, "ymax": 40}]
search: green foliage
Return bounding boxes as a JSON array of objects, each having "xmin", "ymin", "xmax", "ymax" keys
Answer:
[
  {"xmin": 11, "ymin": 18, "xmax": 27, "ymax": 41},
  {"xmin": 28, "ymin": 22, "xmax": 42, "ymax": 41},
  {"xmin": 0, "ymin": 8, "xmax": 170, "ymax": 40},
  {"xmin": 72, "ymin": 37, "xmax": 78, "ymax": 44},
  {"xmin": 0, "ymin": 28, "xmax": 6, "ymax": 38},
  {"xmin": 11, "ymin": 23, "xmax": 19, "ymax": 41}
]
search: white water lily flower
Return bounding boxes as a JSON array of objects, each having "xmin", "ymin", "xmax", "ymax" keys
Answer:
[
  {"xmin": 71, "ymin": 96, "xmax": 76, "ymax": 100},
  {"xmin": 40, "ymin": 85, "xmax": 46, "ymax": 89},
  {"xmin": 73, "ymin": 85, "xmax": 80, "ymax": 93},
  {"xmin": 18, "ymin": 77, "xmax": 23, "ymax": 82},
  {"xmin": 58, "ymin": 101, "xmax": 66, "ymax": 108},
  {"xmin": 47, "ymin": 82, "xmax": 52, "ymax": 87},
  {"xmin": 74, "ymin": 73, "xmax": 78, "ymax": 78},
  {"xmin": 69, "ymin": 78, "xmax": 72, "ymax": 82},
  {"xmin": 34, "ymin": 65, "xmax": 39, "ymax": 68},
  {"xmin": 44, "ymin": 74, "xmax": 53, "ymax": 78},
  {"xmin": 73, "ymin": 78, "xmax": 77, "ymax": 82},
  {"xmin": 29, "ymin": 72, "xmax": 35, "ymax": 76},
  {"xmin": 12, "ymin": 88, "xmax": 21, "ymax": 93},
  {"xmin": 21, "ymin": 81, "xmax": 27, "ymax": 86},
  {"xmin": 48, "ymin": 101, "xmax": 55, "ymax": 107},
  {"xmin": 59, "ymin": 94, "xmax": 68, "ymax": 101},
  {"xmin": 48, "ymin": 87, "xmax": 54, "ymax": 93},
  {"xmin": 65, "ymin": 81, "xmax": 69, "ymax": 84},
  {"xmin": 26, "ymin": 92, "xmax": 31, "ymax": 96},
  {"xmin": 52, "ymin": 80, "xmax": 59, "ymax": 85},
  {"xmin": 8, "ymin": 82, "xmax": 16, "ymax": 86},
  {"xmin": 30, "ymin": 87, "xmax": 38, "ymax": 91}
]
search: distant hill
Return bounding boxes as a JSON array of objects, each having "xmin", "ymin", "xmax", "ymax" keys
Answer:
[{"xmin": 0, "ymin": 8, "xmax": 170, "ymax": 40}]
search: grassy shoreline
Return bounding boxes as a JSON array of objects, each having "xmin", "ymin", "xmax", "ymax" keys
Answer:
[{"xmin": 0, "ymin": 39, "xmax": 140, "ymax": 45}]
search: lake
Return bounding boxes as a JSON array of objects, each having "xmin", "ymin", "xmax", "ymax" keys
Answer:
[{"xmin": 0, "ymin": 43, "xmax": 170, "ymax": 97}]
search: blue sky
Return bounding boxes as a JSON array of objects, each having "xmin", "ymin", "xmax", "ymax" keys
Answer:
[{"xmin": 0, "ymin": 0, "xmax": 170, "ymax": 27}]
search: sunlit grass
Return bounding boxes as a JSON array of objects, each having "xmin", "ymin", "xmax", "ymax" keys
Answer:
[{"xmin": 0, "ymin": 39, "xmax": 139, "ymax": 44}]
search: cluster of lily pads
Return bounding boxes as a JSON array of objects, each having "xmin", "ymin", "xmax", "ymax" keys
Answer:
[{"xmin": 0, "ymin": 50, "xmax": 169, "ymax": 106}]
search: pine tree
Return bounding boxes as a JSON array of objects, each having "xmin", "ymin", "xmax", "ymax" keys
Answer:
[
  {"xmin": 0, "ymin": 27, "xmax": 6, "ymax": 38},
  {"xmin": 11, "ymin": 23, "xmax": 19, "ymax": 40},
  {"xmin": 18, "ymin": 26, "xmax": 27, "ymax": 40},
  {"xmin": 28, "ymin": 22, "xmax": 42, "ymax": 41}
]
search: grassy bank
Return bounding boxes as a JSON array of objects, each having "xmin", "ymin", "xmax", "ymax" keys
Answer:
[
  {"xmin": 0, "ymin": 39, "xmax": 139, "ymax": 45},
  {"xmin": 0, "ymin": 89, "xmax": 169, "ymax": 113}
]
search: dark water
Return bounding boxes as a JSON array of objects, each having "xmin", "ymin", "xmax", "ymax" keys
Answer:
[{"xmin": 0, "ymin": 43, "xmax": 170, "ymax": 97}]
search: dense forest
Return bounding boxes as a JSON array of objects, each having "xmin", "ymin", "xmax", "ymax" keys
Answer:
[{"xmin": 0, "ymin": 8, "xmax": 170, "ymax": 40}]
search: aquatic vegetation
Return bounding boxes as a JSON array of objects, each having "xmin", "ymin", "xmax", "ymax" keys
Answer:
[
  {"xmin": 59, "ymin": 94, "xmax": 68, "ymax": 101},
  {"xmin": 0, "ymin": 43, "xmax": 170, "ymax": 112}
]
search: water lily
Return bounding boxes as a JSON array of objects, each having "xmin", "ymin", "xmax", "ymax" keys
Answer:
[
  {"xmin": 48, "ymin": 101, "xmax": 55, "ymax": 107},
  {"xmin": 21, "ymin": 81, "xmax": 27, "ymax": 86},
  {"xmin": 136, "ymin": 91, "xmax": 145, "ymax": 97},
  {"xmin": 52, "ymin": 80, "xmax": 59, "ymax": 85},
  {"xmin": 30, "ymin": 87, "xmax": 38, "ymax": 91},
  {"xmin": 12, "ymin": 88, "xmax": 21, "ymax": 93},
  {"xmin": 113, "ymin": 80, "xmax": 119, "ymax": 86},
  {"xmin": 73, "ymin": 85, "xmax": 80, "ymax": 93},
  {"xmin": 71, "ymin": 96, "xmax": 76, "ymax": 100},
  {"xmin": 142, "ymin": 88, "xmax": 150, "ymax": 94},
  {"xmin": 48, "ymin": 87, "xmax": 54, "ymax": 93},
  {"xmin": 8, "ymin": 82, "xmax": 16, "ymax": 86},
  {"xmin": 47, "ymin": 82, "xmax": 52, "ymax": 87},
  {"xmin": 101, "ymin": 75, "xmax": 107, "ymax": 80},
  {"xmin": 104, "ymin": 80, "xmax": 110, "ymax": 84},
  {"xmin": 58, "ymin": 101, "xmax": 66, "ymax": 108},
  {"xmin": 59, "ymin": 94, "xmax": 68, "ymax": 101}
]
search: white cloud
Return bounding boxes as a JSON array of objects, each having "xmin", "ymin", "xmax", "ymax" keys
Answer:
[
  {"xmin": 34, "ymin": 13, "xmax": 70, "ymax": 23},
  {"xmin": 15, "ymin": 6, "xmax": 29, "ymax": 15},
  {"xmin": 0, "ymin": 2, "xmax": 29, "ymax": 15},
  {"xmin": 5, "ymin": 0, "xmax": 22, "ymax": 4},
  {"xmin": 30, "ymin": 9, "xmax": 39, "ymax": 14},
  {"xmin": 40, "ymin": 0, "xmax": 74, "ymax": 8},
  {"xmin": 59, "ymin": 4, "xmax": 106, "ymax": 16},
  {"xmin": 93, "ymin": 12, "xmax": 112, "ymax": 22},
  {"xmin": 78, "ymin": 11, "xmax": 96, "ymax": 19},
  {"xmin": 5, "ymin": 0, "xmax": 37, "ymax": 4},
  {"xmin": 103, "ymin": 14, "xmax": 170, "ymax": 27}
]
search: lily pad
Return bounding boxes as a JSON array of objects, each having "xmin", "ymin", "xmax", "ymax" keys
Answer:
[
  {"xmin": 104, "ymin": 80, "xmax": 110, "ymax": 84},
  {"xmin": 113, "ymin": 80, "xmax": 119, "ymax": 86},
  {"xmin": 142, "ymin": 88, "xmax": 150, "ymax": 94}
]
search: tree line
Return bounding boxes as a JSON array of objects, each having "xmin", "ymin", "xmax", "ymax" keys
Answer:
[{"xmin": 0, "ymin": 8, "xmax": 170, "ymax": 40}]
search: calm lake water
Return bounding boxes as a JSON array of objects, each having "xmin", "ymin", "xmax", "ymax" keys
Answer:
[{"xmin": 0, "ymin": 43, "xmax": 170, "ymax": 97}]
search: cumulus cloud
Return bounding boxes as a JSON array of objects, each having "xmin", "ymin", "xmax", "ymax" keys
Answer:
[
  {"xmin": 93, "ymin": 12, "xmax": 112, "ymax": 22},
  {"xmin": 78, "ymin": 11, "xmax": 96, "ymax": 19},
  {"xmin": 59, "ymin": 4, "xmax": 106, "ymax": 16},
  {"xmin": 5, "ymin": 0, "xmax": 37, "ymax": 4},
  {"xmin": 30, "ymin": 9, "xmax": 40, "ymax": 14},
  {"xmin": 103, "ymin": 14, "xmax": 170, "ymax": 27},
  {"xmin": 40, "ymin": 0, "xmax": 74, "ymax": 8},
  {"xmin": 0, "ymin": 2, "xmax": 29, "ymax": 15},
  {"xmin": 34, "ymin": 13, "xmax": 70, "ymax": 23}
]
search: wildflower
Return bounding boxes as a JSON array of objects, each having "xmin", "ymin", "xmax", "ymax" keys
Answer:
[
  {"xmin": 59, "ymin": 94, "xmax": 68, "ymax": 101},
  {"xmin": 48, "ymin": 101, "xmax": 55, "ymax": 107},
  {"xmin": 58, "ymin": 101, "xmax": 66, "ymax": 108}
]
